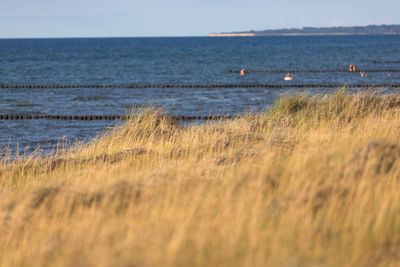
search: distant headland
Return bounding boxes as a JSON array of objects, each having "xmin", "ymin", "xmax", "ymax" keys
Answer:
[{"xmin": 208, "ymin": 24, "xmax": 400, "ymax": 37}]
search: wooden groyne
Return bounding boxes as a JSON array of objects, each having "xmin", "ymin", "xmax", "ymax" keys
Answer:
[
  {"xmin": 228, "ymin": 69, "xmax": 400, "ymax": 73},
  {"xmin": 1, "ymin": 83, "xmax": 400, "ymax": 89},
  {"xmin": 0, "ymin": 114, "xmax": 236, "ymax": 121}
]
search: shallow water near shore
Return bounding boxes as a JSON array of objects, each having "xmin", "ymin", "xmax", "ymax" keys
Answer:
[{"xmin": 1, "ymin": 35, "xmax": 400, "ymax": 153}]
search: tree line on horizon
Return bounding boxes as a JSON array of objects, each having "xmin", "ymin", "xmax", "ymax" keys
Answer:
[{"xmin": 228, "ymin": 24, "xmax": 400, "ymax": 35}]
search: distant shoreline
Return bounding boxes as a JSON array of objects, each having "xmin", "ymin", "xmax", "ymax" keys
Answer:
[
  {"xmin": 209, "ymin": 24, "xmax": 400, "ymax": 37},
  {"xmin": 208, "ymin": 33, "xmax": 256, "ymax": 37},
  {"xmin": 208, "ymin": 32, "xmax": 400, "ymax": 37}
]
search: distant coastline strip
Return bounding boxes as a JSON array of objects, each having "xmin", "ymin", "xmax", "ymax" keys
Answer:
[
  {"xmin": 1, "ymin": 84, "xmax": 400, "ymax": 89},
  {"xmin": 210, "ymin": 32, "xmax": 400, "ymax": 36},
  {"xmin": 208, "ymin": 33, "xmax": 255, "ymax": 37},
  {"xmin": 209, "ymin": 25, "xmax": 400, "ymax": 36}
]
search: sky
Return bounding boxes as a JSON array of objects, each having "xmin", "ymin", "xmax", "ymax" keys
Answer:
[{"xmin": 0, "ymin": 0, "xmax": 399, "ymax": 38}]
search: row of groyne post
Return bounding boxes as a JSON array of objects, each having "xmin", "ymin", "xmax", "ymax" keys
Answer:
[
  {"xmin": 1, "ymin": 83, "xmax": 400, "ymax": 89},
  {"xmin": 0, "ymin": 114, "xmax": 236, "ymax": 121},
  {"xmin": 228, "ymin": 69, "xmax": 400, "ymax": 73}
]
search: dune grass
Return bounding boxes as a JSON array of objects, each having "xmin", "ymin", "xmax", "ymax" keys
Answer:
[{"xmin": 1, "ymin": 89, "xmax": 400, "ymax": 266}]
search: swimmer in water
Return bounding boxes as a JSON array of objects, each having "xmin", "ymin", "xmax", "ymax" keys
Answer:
[
  {"xmin": 360, "ymin": 71, "xmax": 365, "ymax": 77},
  {"xmin": 240, "ymin": 68, "xmax": 245, "ymax": 77},
  {"xmin": 284, "ymin": 72, "xmax": 293, "ymax": 80},
  {"xmin": 389, "ymin": 73, "xmax": 391, "ymax": 77}
]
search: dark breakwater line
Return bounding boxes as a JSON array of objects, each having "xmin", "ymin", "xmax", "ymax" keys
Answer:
[
  {"xmin": 1, "ymin": 83, "xmax": 400, "ymax": 89},
  {"xmin": 228, "ymin": 69, "xmax": 400, "ymax": 73},
  {"xmin": 0, "ymin": 114, "xmax": 236, "ymax": 121}
]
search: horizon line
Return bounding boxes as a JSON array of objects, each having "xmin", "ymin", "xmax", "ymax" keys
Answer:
[
  {"xmin": 2, "ymin": 33, "xmax": 400, "ymax": 40},
  {"xmin": 0, "ymin": 35, "xmax": 207, "ymax": 40},
  {"xmin": 2, "ymin": 24, "xmax": 400, "ymax": 40}
]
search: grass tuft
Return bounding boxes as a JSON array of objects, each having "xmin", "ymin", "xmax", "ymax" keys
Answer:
[{"xmin": 1, "ymin": 89, "xmax": 400, "ymax": 266}]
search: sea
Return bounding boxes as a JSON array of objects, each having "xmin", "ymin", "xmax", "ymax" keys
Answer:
[{"xmin": 0, "ymin": 35, "xmax": 399, "ymax": 154}]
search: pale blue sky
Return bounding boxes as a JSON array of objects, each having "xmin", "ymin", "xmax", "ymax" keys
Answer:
[{"xmin": 0, "ymin": 0, "xmax": 399, "ymax": 38}]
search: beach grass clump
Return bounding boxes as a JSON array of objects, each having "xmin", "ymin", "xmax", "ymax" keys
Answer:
[{"xmin": 1, "ymin": 89, "xmax": 400, "ymax": 266}]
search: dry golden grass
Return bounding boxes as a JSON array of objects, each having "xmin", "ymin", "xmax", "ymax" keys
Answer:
[{"xmin": 1, "ymin": 89, "xmax": 400, "ymax": 266}]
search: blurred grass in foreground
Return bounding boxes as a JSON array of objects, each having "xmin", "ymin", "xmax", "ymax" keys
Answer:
[{"xmin": 1, "ymin": 89, "xmax": 400, "ymax": 266}]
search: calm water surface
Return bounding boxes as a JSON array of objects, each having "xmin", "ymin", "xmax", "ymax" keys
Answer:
[{"xmin": 0, "ymin": 35, "xmax": 399, "ymax": 153}]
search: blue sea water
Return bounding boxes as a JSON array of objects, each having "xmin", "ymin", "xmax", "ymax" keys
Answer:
[{"xmin": 0, "ymin": 35, "xmax": 399, "ymax": 153}]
